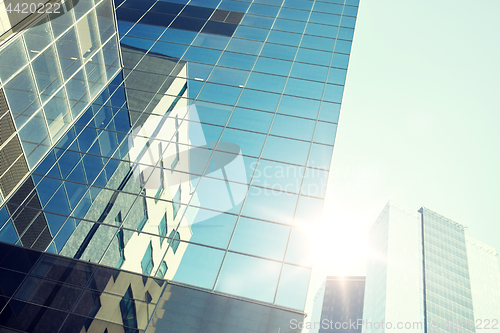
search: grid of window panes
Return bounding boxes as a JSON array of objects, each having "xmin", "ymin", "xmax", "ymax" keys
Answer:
[
  {"xmin": 0, "ymin": 0, "xmax": 120, "ymax": 199},
  {"xmin": 0, "ymin": 0, "xmax": 359, "ymax": 312},
  {"xmin": 422, "ymin": 208, "xmax": 475, "ymax": 333}
]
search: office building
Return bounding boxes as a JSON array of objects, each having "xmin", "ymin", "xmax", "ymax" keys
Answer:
[
  {"xmin": 363, "ymin": 202, "xmax": 500, "ymax": 333},
  {"xmin": 318, "ymin": 276, "xmax": 365, "ymax": 333},
  {"xmin": 0, "ymin": 0, "xmax": 359, "ymax": 331}
]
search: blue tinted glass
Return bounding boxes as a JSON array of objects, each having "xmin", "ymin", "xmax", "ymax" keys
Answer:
[
  {"xmin": 284, "ymin": 0, "xmax": 313, "ymax": 11},
  {"xmin": 284, "ymin": 78, "xmax": 324, "ymax": 100},
  {"xmin": 207, "ymin": 67, "xmax": 249, "ymax": 87},
  {"xmin": 216, "ymin": 252, "xmax": 281, "ymax": 303},
  {"xmin": 277, "ymin": 95, "xmax": 320, "ymax": 119},
  {"xmin": 267, "ymin": 30, "xmax": 302, "ymax": 47},
  {"xmin": 318, "ymin": 101, "xmax": 341, "ymax": 123},
  {"xmin": 253, "ymin": 160, "xmax": 305, "ymax": 194},
  {"xmin": 227, "ymin": 108, "xmax": 274, "ymax": 134},
  {"xmin": 192, "ymin": 33, "xmax": 230, "ymax": 49},
  {"xmin": 171, "ymin": 243, "xmax": 225, "ymax": 289},
  {"xmin": 185, "ymin": 207, "xmax": 238, "ymax": 248},
  {"xmin": 331, "ymin": 53, "xmax": 350, "ymax": 69},
  {"xmin": 338, "ymin": 27, "xmax": 355, "ymax": 40},
  {"xmin": 313, "ymin": 2, "xmax": 343, "ymax": 14},
  {"xmin": 260, "ymin": 43, "xmax": 297, "ymax": 61},
  {"xmin": 245, "ymin": 72, "xmax": 287, "ymax": 94},
  {"xmin": 340, "ymin": 15, "xmax": 356, "ymax": 28},
  {"xmin": 343, "ymin": 5, "xmax": 359, "ymax": 16},
  {"xmin": 230, "ymin": 217, "xmax": 289, "ymax": 260},
  {"xmin": 237, "ymin": 89, "xmax": 281, "ymax": 112},
  {"xmin": 314, "ymin": 121, "xmax": 337, "ymax": 145},
  {"xmin": 219, "ymin": 0, "xmax": 251, "ymax": 12},
  {"xmin": 226, "ymin": 38, "xmax": 263, "ymax": 55},
  {"xmin": 300, "ymin": 34, "xmax": 336, "ymax": 52},
  {"xmin": 295, "ymin": 48, "xmax": 332, "ymax": 67},
  {"xmin": 327, "ymin": 68, "xmax": 347, "ymax": 85},
  {"xmin": 241, "ymin": 186, "xmax": 298, "ymax": 225},
  {"xmin": 218, "ymin": 52, "xmax": 256, "ymax": 70},
  {"xmin": 197, "ymin": 83, "xmax": 242, "ymax": 105},
  {"xmin": 308, "ymin": 143, "xmax": 334, "ymax": 170},
  {"xmin": 159, "ymin": 28, "xmax": 197, "ymax": 44},
  {"xmin": 253, "ymin": 57, "xmax": 292, "ymax": 76},
  {"xmin": 278, "ymin": 7, "xmax": 310, "ymax": 21},
  {"xmin": 270, "ymin": 114, "xmax": 316, "ymax": 141},
  {"xmin": 149, "ymin": 41, "xmax": 188, "ymax": 59},
  {"xmin": 273, "ymin": 18, "xmax": 307, "ymax": 34},
  {"xmin": 290, "ymin": 63, "xmax": 328, "ymax": 82},
  {"xmin": 323, "ymin": 84, "xmax": 344, "ymax": 103},
  {"xmin": 0, "ymin": 221, "xmax": 18, "ymax": 244},
  {"xmin": 335, "ymin": 39, "xmax": 352, "ymax": 54},
  {"xmin": 310, "ymin": 12, "xmax": 340, "ymax": 26},
  {"xmin": 248, "ymin": 3, "xmax": 280, "ymax": 17},
  {"xmin": 182, "ymin": 46, "xmax": 222, "ymax": 65},
  {"xmin": 218, "ymin": 128, "xmax": 266, "ymax": 157},
  {"xmin": 262, "ymin": 136, "xmax": 310, "ymax": 165},
  {"xmin": 233, "ymin": 26, "xmax": 269, "ymax": 41},
  {"xmin": 305, "ymin": 22, "xmax": 339, "ymax": 38},
  {"xmin": 127, "ymin": 23, "xmax": 165, "ymax": 40},
  {"xmin": 240, "ymin": 14, "xmax": 274, "ymax": 29}
]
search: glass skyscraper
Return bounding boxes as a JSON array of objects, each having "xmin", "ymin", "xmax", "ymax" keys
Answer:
[
  {"xmin": 0, "ymin": 0, "xmax": 359, "ymax": 331},
  {"xmin": 363, "ymin": 202, "xmax": 500, "ymax": 333}
]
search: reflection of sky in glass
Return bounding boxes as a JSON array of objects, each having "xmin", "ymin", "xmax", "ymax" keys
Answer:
[{"xmin": 0, "ymin": 0, "xmax": 359, "ymax": 313}]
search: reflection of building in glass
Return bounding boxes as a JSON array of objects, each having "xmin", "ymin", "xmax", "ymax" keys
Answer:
[
  {"xmin": 363, "ymin": 202, "xmax": 500, "ymax": 333},
  {"xmin": 1, "ymin": 0, "xmax": 360, "ymax": 331}
]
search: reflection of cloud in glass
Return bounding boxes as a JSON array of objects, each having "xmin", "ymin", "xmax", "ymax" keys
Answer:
[{"xmin": 129, "ymin": 104, "xmax": 247, "ymax": 223}]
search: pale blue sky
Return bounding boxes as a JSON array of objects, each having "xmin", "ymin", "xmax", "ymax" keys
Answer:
[{"xmin": 324, "ymin": 0, "xmax": 500, "ymax": 274}]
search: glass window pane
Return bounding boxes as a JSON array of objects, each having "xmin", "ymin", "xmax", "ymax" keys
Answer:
[
  {"xmin": 56, "ymin": 27, "xmax": 83, "ymax": 79},
  {"xmin": 0, "ymin": 38, "xmax": 28, "ymax": 83},
  {"xmin": 207, "ymin": 67, "xmax": 249, "ymax": 87},
  {"xmin": 241, "ymin": 186, "xmax": 298, "ymax": 225},
  {"xmin": 262, "ymin": 136, "xmax": 310, "ymax": 165},
  {"xmin": 227, "ymin": 108, "xmax": 274, "ymax": 134},
  {"xmin": 277, "ymin": 95, "xmax": 320, "ymax": 119},
  {"xmin": 24, "ymin": 16, "xmax": 54, "ymax": 57},
  {"xmin": 215, "ymin": 252, "xmax": 281, "ymax": 303},
  {"xmin": 252, "ymin": 160, "xmax": 305, "ymax": 194},
  {"xmin": 290, "ymin": 63, "xmax": 329, "ymax": 82},
  {"xmin": 253, "ymin": 57, "xmax": 292, "ymax": 76},
  {"xmin": 32, "ymin": 45, "xmax": 63, "ymax": 103},
  {"xmin": 270, "ymin": 114, "xmax": 316, "ymax": 141},
  {"xmin": 284, "ymin": 78, "xmax": 324, "ymax": 100},
  {"xmin": 171, "ymin": 243, "xmax": 225, "ymax": 289},
  {"xmin": 275, "ymin": 264, "xmax": 311, "ymax": 310},
  {"xmin": 218, "ymin": 128, "xmax": 266, "ymax": 158},
  {"xmin": 236, "ymin": 89, "xmax": 280, "ymax": 112},
  {"xmin": 230, "ymin": 217, "xmax": 289, "ymax": 260},
  {"xmin": 4, "ymin": 68, "xmax": 41, "ymax": 128}
]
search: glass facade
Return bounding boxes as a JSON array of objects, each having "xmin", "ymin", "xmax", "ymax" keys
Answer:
[
  {"xmin": 363, "ymin": 202, "xmax": 424, "ymax": 333},
  {"xmin": 363, "ymin": 203, "xmax": 500, "ymax": 333},
  {"xmin": 0, "ymin": 0, "xmax": 360, "ymax": 328},
  {"xmin": 420, "ymin": 208, "xmax": 475, "ymax": 333},
  {"xmin": 0, "ymin": 241, "xmax": 304, "ymax": 332},
  {"xmin": 0, "ymin": 0, "xmax": 121, "ymax": 200}
]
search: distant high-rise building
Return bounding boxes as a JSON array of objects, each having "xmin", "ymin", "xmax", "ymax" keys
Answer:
[
  {"xmin": 363, "ymin": 202, "xmax": 500, "ymax": 333},
  {"xmin": 0, "ymin": 0, "xmax": 359, "ymax": 331},
  {"xmin": 319, "ymin": 276, "xmax": 365, "ymax": 333}
]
